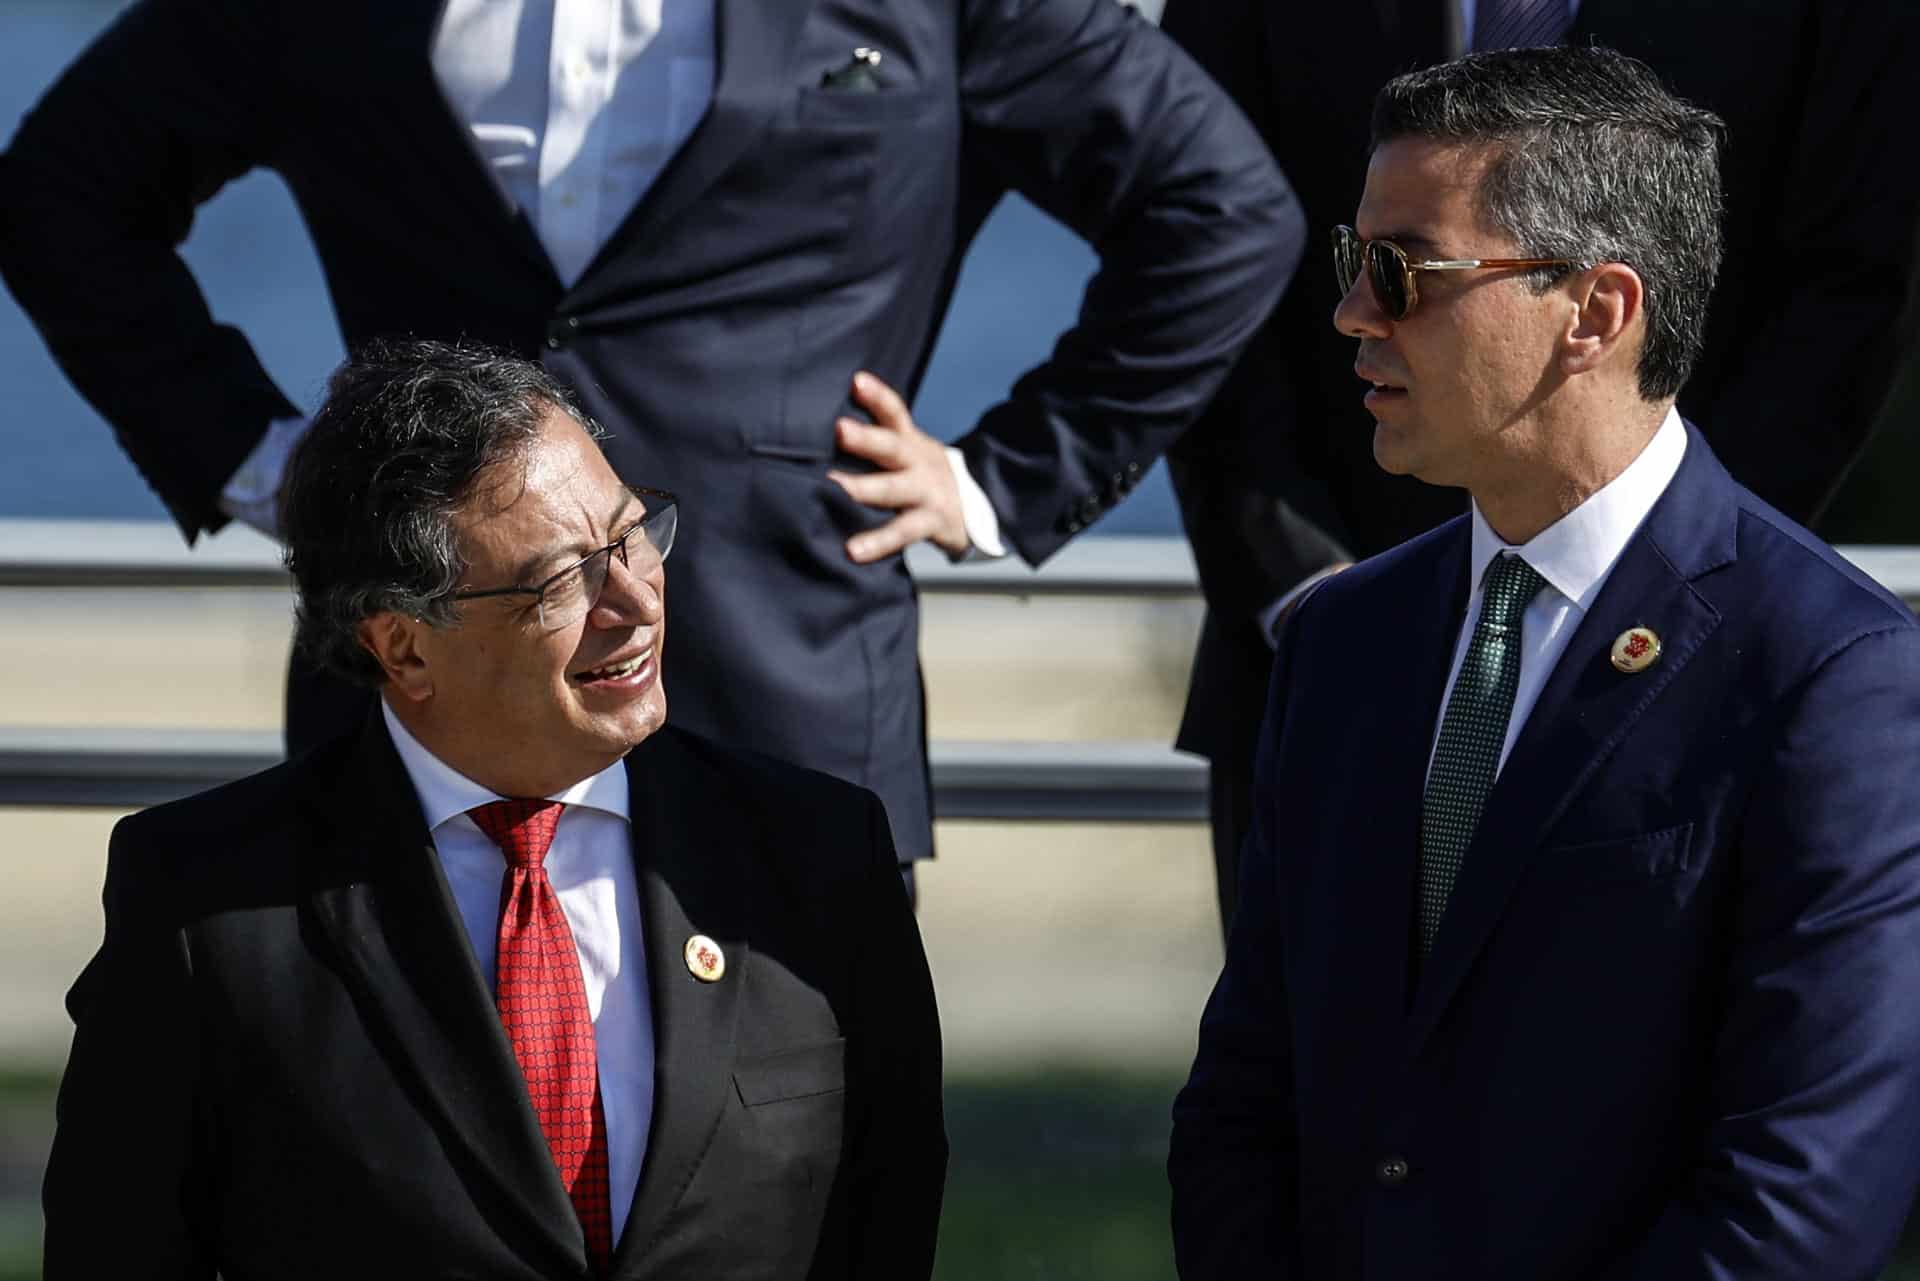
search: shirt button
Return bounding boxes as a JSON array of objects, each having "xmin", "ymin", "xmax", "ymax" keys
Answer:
[
  {"xmin": 1376, "ymin": 1156, "xmax": 1410, "ymax": 1186},
  {"xmin": 567, "ymin": 56, "xmax": 592, "ymax": 82}
]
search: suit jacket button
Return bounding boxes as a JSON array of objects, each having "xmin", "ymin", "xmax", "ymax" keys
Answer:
[
  {"xmin": 1376, "ymin": 1156, "xmax": 1410, "ymax": 1186},
  {"xmin": 1124, "ymin": 460, "xmax": 1143, "ymax": 480}
]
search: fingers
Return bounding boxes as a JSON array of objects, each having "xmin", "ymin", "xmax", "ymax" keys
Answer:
[
  {"xmin": 851, "ymin": 370, "xmax": 914, "ymax": 430},
  {"xmin": 832, "ymin": 370, "xmax": 969, "ymax": 562},
  {"xmin": 829, "ymin": 467, "xmax": 934, "ymax": 509},
  {"xmin": 845, "ymin": 510, "xmax": 940, "ymax": 564},
  {"xmin": 836, "ymin": 417, "xmax": 905, "ymax": 467}
]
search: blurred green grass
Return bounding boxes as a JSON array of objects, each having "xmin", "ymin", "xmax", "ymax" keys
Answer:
[
  {"xmin": 0, "ymin": 1068, "xmax": 55, "ymax": 1281},
  {"xmin": 4, "ymin": 1065, "xmax": 1920, "ymax": 1281},
  {"xmin": 938, "ymin": 1069, "xmax": 1182, "ymax": 1281}
]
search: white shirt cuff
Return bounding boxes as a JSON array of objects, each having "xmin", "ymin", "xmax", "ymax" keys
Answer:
[
  {"xmin": 943, "ymin": 445, "xmax": 1007, "ymax": 562},
  {"xmin": 218, "ymin": 414, "xmax": 312, "ymax": 539}
]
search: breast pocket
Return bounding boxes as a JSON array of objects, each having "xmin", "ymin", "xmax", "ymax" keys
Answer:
[
  {"xmin": 794, "ymin": 83, "xmax": 941, "ymax": 128},
  {"xmin": 1531, "ymin": 822, "xmax": 1697, "ymax": 890},
  {"xmin": 729, "ymin": 1039, "xmax": 848, "ymax": 1197},
  {"xmin": 733, "ymin": 1038, "xmax": 847, "ymax": 1107}
]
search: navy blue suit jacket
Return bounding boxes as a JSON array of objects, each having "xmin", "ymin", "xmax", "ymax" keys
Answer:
[
  {"xmin": 0, "ymin": 0, "xmax": 1300, "ymax": 861},
  {"xmin": 1169, "ymin": 430, "xmax": 1920, "ymax": 1280}
]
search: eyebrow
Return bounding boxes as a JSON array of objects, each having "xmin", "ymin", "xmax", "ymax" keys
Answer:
[
  {"xmin": 508, "ymin": 491, "xmax": 643, "ymax": 584},
  {"xmin": 1381, "ymin": 230, "xmax": 1445, "ymax": 257}
]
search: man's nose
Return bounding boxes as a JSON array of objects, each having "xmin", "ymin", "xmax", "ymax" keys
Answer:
[
  {"xmin": 1333, "ymin": 272, "xmax": 1391, "ymax": 340},
  {"xmin": 589, "ymin": 552, "xmax": 663, "ymax": 627}
]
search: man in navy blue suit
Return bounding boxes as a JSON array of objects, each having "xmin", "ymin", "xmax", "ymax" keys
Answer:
[
  {"xmin": 0, "ymin": 0, "xmax": 1299, "ymax": 882},
  {"xmin": 1169, "ymin": 46, "xmax": 1920, "ymax": 1281}
]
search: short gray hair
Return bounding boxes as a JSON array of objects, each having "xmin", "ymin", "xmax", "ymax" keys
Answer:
[
  {"xmin": 281, "ymin": 339, "xmax": 597, "ymax": 686},
  {"xmin": 1371, "ymin": 45, "xmax": 1725, "ymax": 400}
]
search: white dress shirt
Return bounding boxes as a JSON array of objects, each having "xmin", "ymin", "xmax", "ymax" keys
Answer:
[
  {"xmin": 431, "ymin": 0, "xmax": 716, "ymax": 288},
  {"xmin": 1428, "ymin": 406, "xmax": 1687, "ymax": 778},
  {"xmin": 219, "ymin": 0, "xmax": 1008, "ymax": 557},
  {"xmin": 382, "ymin": 699, "xmax": 654, "ymax": 1246}
]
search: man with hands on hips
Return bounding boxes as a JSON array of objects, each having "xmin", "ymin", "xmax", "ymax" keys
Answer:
[{"xmin": 0, "ymin": 0, "xmax": 1303, "ymax": 885}]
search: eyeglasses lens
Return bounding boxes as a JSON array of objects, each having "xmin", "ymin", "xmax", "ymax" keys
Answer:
[{"xmin": 535, "ymin": 503, "xmax": 678, "ymax": 631}]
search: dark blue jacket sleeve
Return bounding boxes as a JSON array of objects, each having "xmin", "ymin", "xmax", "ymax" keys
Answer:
[{"xmin": 951, "ymin": 0, "xmax": 1303, "ymax": 563}]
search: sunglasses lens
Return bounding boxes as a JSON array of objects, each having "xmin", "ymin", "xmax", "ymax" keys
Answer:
[
  {"xmin": 1332, "ymin": 228, "xmax": 1363, "ymax": 295},
  {"xmin": 1366, "ymin": 241, "xmax": 1410, "ymax": 319}
]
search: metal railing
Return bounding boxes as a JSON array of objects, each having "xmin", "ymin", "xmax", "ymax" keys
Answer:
[
  {"xmin": 0, "ymin": 518, "xmax": 1205, "ymax": 594},
  {"xmin": 2, "ymin": 519, "xmax": 1916, "ymax": 817}
]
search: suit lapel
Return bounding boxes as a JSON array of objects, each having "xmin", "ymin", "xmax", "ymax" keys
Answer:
[
  {"xmin": 568, "ymin": 0, "xmax": 817, "ymax": 301},
  {"xmin": 612, "ymin": 730, "xmax": 751, "ymax": 1273},
  {"xmin": 301, "ymin": 714, "xmax": 586, "ymax": 1275},
  {"xmin": 1406, "ymin": 428, "xmax": 1737, "ymax": 1055},
  {"xmin": 379, "ymin": 0, "xmax": 564, "ymax": 290}
]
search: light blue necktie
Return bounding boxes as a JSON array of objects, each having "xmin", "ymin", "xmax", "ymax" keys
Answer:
[{"xmin": 1417, "ymin": 553, "xmax": 1545, "ymax": 957}]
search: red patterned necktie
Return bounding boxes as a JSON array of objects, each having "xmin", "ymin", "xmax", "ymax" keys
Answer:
[{"xmin": 468, "ymin": 799, "xmax": 613, "ymax": 1274}]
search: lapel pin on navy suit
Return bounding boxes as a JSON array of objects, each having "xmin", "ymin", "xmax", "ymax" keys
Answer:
[
  {"xmin": 684, "ymin": 934, "xmax": 727, "ymax": 982},
  {"xmin": 1610, "ymin": 627, "xmax": 1663, "ymax": 673}
]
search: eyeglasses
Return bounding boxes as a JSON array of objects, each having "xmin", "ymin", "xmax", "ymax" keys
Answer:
[
  {"xmin": 451, "ymin": 487, "xmax": 678, "ymax": 630},
  {"xmin": 1332, "ymin": 225, "xmax": 1575, "ymax": 320}
]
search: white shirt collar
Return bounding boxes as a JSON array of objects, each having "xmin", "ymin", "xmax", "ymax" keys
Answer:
[
  {"xmin": 380, "ymin": 698, "xmax": 630, "ymax": 831},
  {"xmin": 1467, "ymin": 406, "xmax": 1687, "ymax": 611}
]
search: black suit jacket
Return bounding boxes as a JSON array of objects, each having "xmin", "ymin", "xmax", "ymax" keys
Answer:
[
  {"xmin": 42, "ymin": 718, "xmax": 945, "ymax": 1280},
  {"xmin": 1161, "ymin": 0, "xmax": 1920, "ymax": 764},
  {"xmin": 0, "ymin": 0, "xmax": 1301, "ymax": 861}
]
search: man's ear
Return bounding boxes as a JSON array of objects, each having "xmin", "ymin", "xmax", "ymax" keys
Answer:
[
  {"xmin": 356, "ymin": 612, "xmax": 434, "ymax": 703},
  {"xmin": 1561, "ymin": 261, "xmax": 1644, "ymax": 378}
]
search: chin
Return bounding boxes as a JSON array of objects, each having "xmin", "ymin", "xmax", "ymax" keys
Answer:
[
  {"xmin": 609, "ymin": 686, "xmax": 667, "ymax": 752},
  {"xmin": 1371, "ymin": 423, "xmax": 1418, "ymax": 476}
]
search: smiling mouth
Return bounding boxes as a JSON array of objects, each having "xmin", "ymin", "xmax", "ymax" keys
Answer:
[{"xmin": 573, "ymin": 647, "xmax": 653, "ymax": 684}]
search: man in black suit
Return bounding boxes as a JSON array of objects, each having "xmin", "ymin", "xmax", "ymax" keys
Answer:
[
  {"xmin": 41, "ymin": 341, "xmax": 945, "ymax": 1280},
  {"xmin": 1160, "ymin": 0, "xmax": 1920, "ymax": 929},
  {"xmin": 0, "ymin": 0, "xmax": 1301, "ymax": 876}
]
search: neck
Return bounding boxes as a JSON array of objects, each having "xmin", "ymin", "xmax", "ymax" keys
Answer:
[
  {"xmin": 382, "ymin": 693, "xmax": 610, "ymax": 799},
  {"xmin": 1473, "ymin": 393, "xmax": 1670, "ymax": 545}
]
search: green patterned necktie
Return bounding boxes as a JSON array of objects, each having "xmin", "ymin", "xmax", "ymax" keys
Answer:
[{"xmin": 1417, "ymin": 552, "xmax": 1546, "ymax": 957}]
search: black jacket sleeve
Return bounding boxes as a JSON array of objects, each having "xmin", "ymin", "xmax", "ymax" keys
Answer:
[
  {"xmin": 0, "ymin": 0, "xmax": 299, "ymax": 540},
  {"xmin": 42, "ymin": 815, "xmax": 216, "ymax": 1280},
  {"xmin": 839, "ymin": 792, "xmax": 947, "ymax": 1280}
]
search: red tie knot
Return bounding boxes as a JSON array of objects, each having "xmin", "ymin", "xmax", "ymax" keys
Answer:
[{"xmin": 469, "ymin": 798, "xmax": 565, "ymax": 868}]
